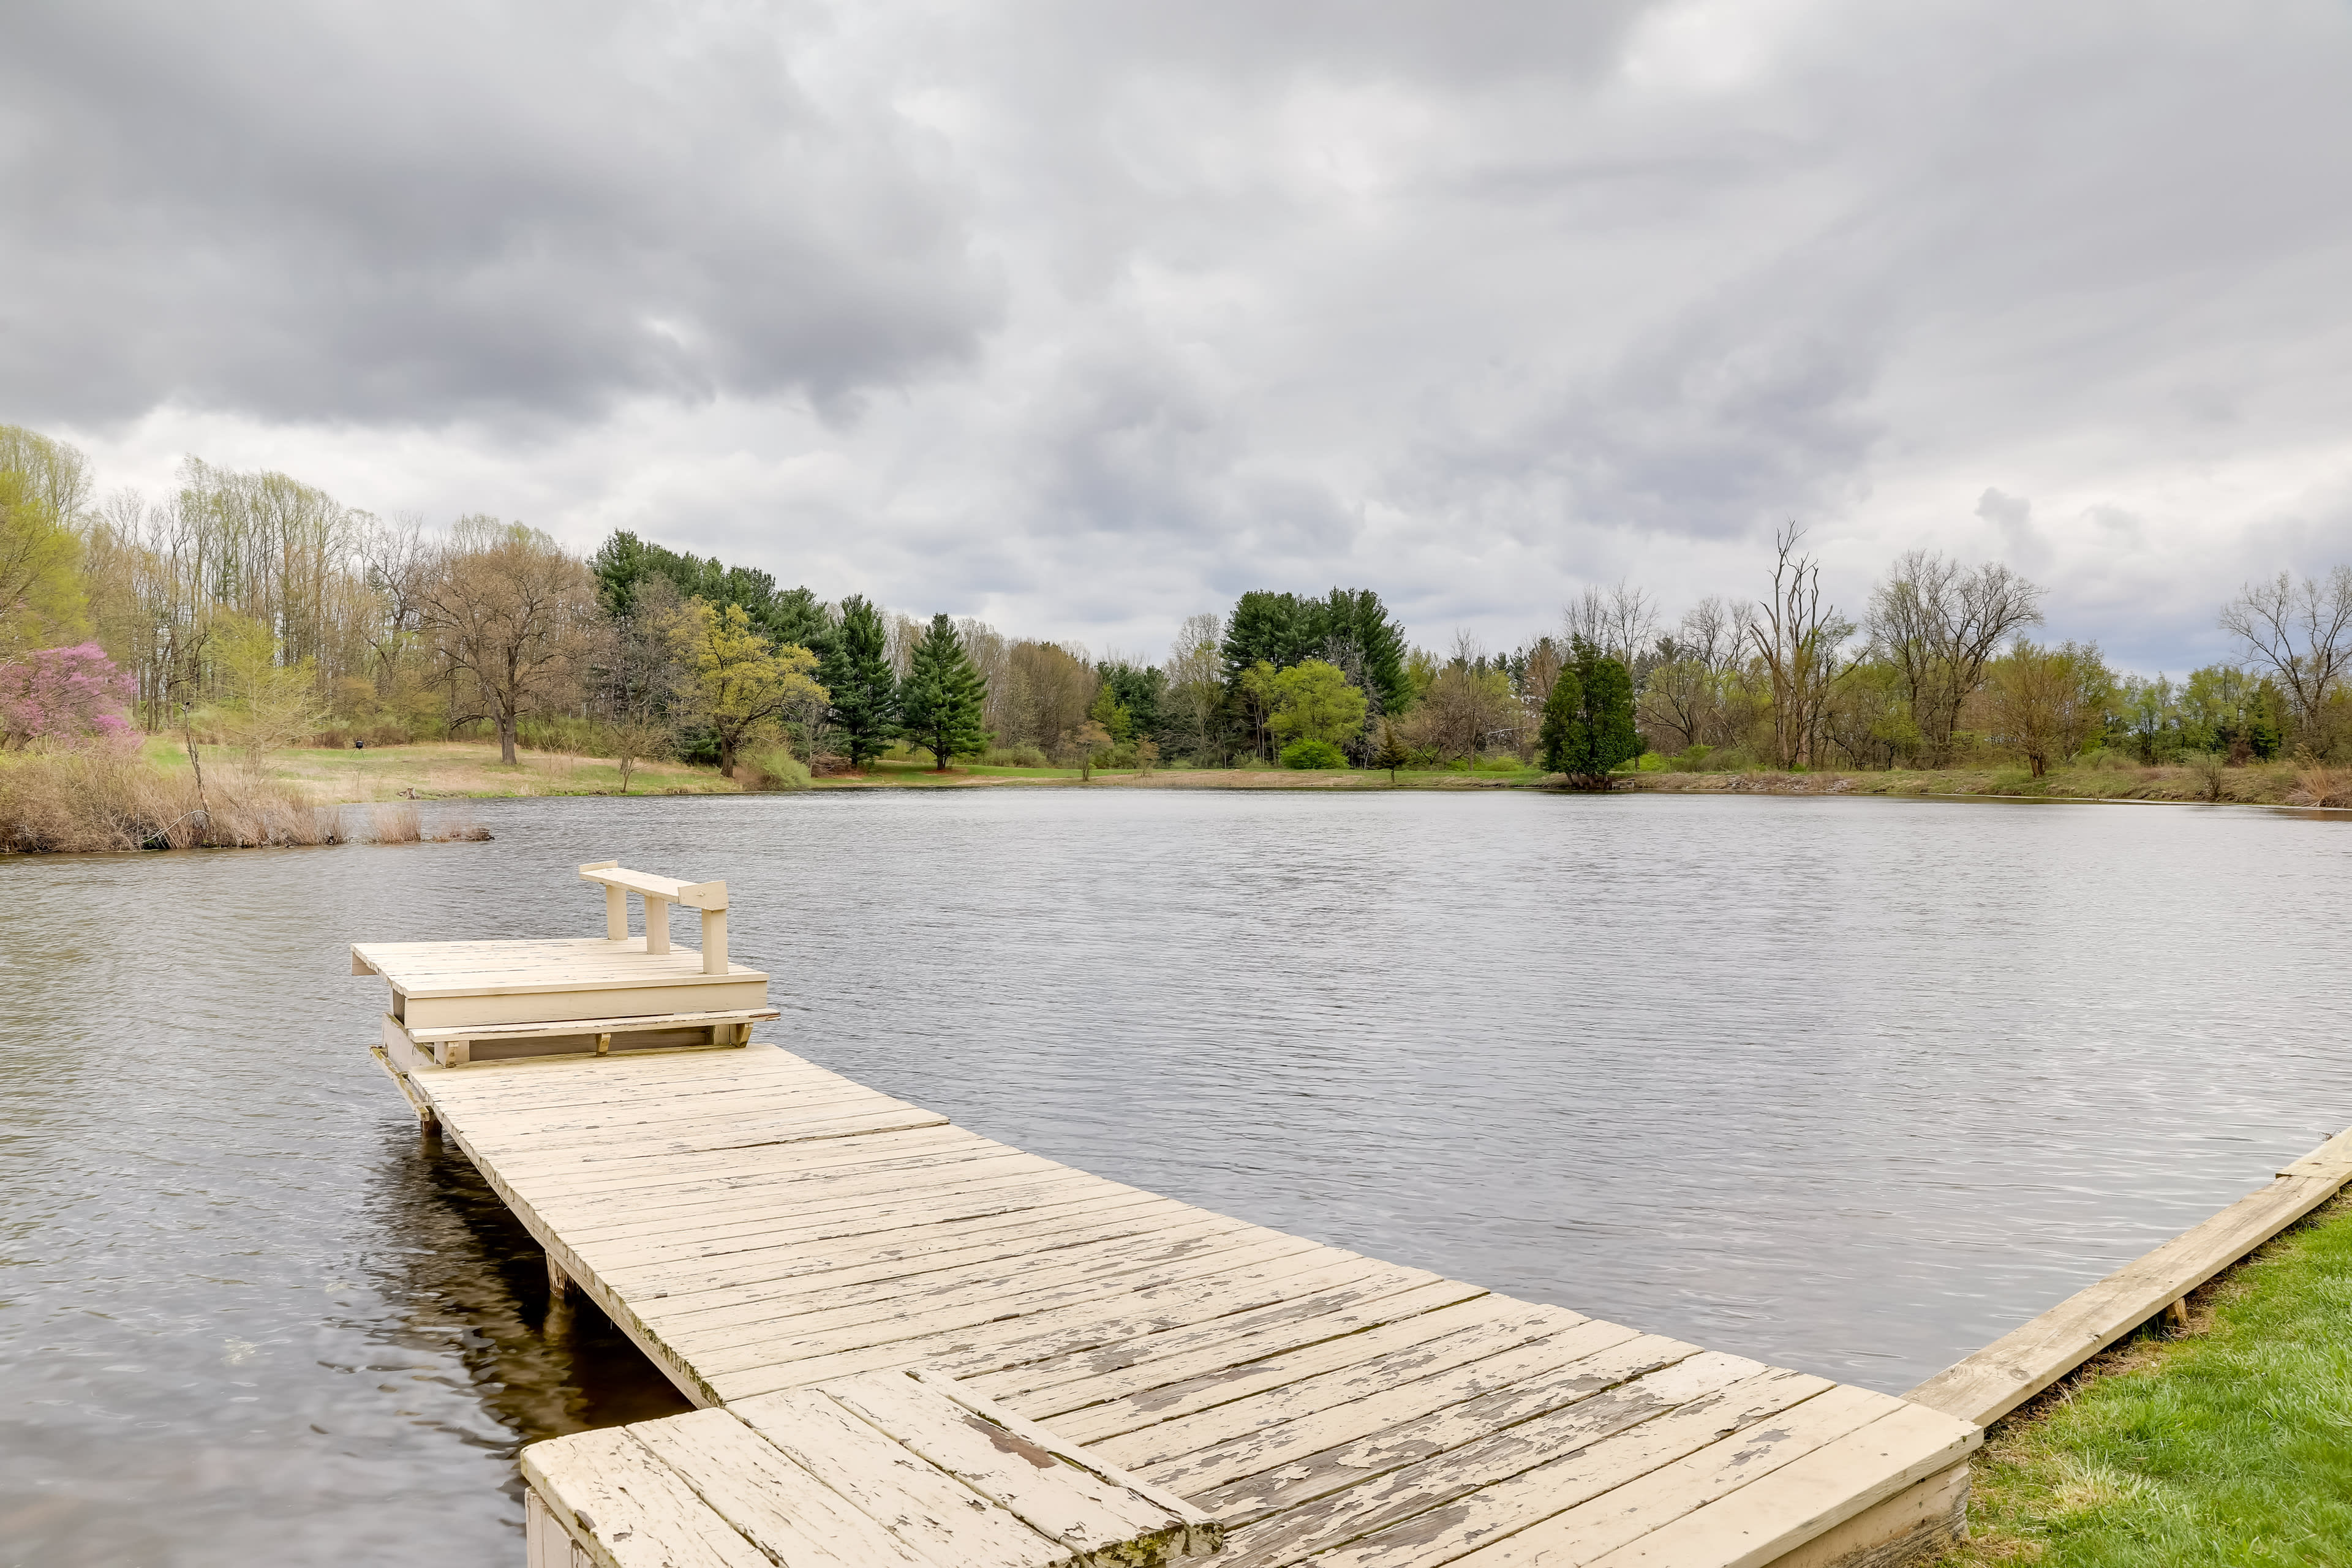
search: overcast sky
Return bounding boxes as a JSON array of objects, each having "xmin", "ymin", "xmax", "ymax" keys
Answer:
[{"xmin": 7, "ymin": 1, "xmax": 2351, "ymax": 669}]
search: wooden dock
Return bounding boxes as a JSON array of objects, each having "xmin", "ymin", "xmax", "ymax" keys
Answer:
[{"xmin": 362, "ymin": 866, "xmax": 1979, "ymax": 1568}]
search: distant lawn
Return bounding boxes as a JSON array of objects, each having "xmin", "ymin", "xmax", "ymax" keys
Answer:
[
  {"xmin": 126, "ymin": 738, "xmax": 1564, "ymax": 800},
  {"xmin": 140, "ymin": 737, "xmax": 741, "ymax": 800},
  {"xmin": 1939, "ymin": 1192, "xmax": 2352, "ymax": 1567}
]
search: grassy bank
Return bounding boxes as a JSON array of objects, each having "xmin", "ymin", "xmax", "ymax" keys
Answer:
[
  {"xmin": 148, "ymin": 738, "xmax": 746, "ymax": 801},
  {"xmin": 1937, "ymin": 1192, "xmax": 2352, "ymax": 1567},
  {"xmin": 1620, "ymin": 759, "xmax": 2345, "ymax": 809}
]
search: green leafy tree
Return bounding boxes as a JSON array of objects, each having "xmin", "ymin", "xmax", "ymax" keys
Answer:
[
  {"xmin": 899, "ymin": 613, "xmax": 990, "ymax": 769},
  {"xmin": 209, "ymin": 612, "xmax": 328, "ymax": 763},
  {"xmin": 1268, "ymin": 659, "xmax": 1368, "ymax": 750},
  {"xmin": 671, "ymin": 600, "xmax": 825, "ymax": 778},
  {"xmin": 1372, "ymin": 718, "xmax": 1410, "ymax": 783},
  {"xmin": 818, "ymin": 594, "xmax": 899, "ymax": 769},
  {"xmin": 0, "ymin": 468, "xmax": 88, "ymax": 656},
  {"xmin": 1983, "ymin": 639, "xmax": 2114, "ymax": 778},
  {"xmin": 1087, "ymin": 682, "xmax": 1133, "ymax": 744},
  {"xmin": 1540, "ymin": 645, "xmax": 1640, "ymax": 786},
  {"xmin": 1058, "ymin": 718, "xmax": 1113, "ymax": 780}
]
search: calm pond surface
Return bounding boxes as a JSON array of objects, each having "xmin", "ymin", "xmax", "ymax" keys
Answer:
[{"xmin": 5, "ymin": 788, "xmax": 2350, "ymax": 1565}]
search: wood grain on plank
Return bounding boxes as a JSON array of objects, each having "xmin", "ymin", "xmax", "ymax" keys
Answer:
[
  {"xmin": 1206, "ymin": 1362, "xmax": 1828, "ymax": 1568},
  {"xmin": 519, "ymin": 1427, "xmax": 769, "ymax": 1568}
]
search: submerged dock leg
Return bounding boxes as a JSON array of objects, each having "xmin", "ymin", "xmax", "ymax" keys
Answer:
[{"xmin": 548, "ymin": 1253, "xmax": 573, "ymax": 1300}]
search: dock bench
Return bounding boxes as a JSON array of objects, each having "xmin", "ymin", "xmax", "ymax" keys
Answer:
[{"xmin": 356, "ymin": 862, "xmax": 774, "ymax": 1091}]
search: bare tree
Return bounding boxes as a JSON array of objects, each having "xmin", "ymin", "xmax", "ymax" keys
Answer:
[
  {"xmin": 1748, "ymin": 525, "xmax": 1855, "ymax": 768},
  {"xmin": 1640, "ymin": 597, "xmax": 1747, "ymax": 752},
  {"xmin": 417, "ymin": 518, "xmax": 594, "ymax": 764},
  {"xmin": 1563, "ymin": 580, "xmax": 1659, "ymax": 666},
  {"xmin": 1163, "ymin": 611, "xmax": 1225, "ymax": 763},
  {"xmin": 2219, "ymin": 567, "xmax": 2352, "ymax": 744},
  {"xmin": 1865, "ymin": 550, "xmax": 2043, "ymax": 763}
]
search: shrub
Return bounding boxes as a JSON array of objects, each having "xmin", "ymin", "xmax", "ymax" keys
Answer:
[
  {"xmin": 0, "ymin": 644, "xmax": 135, "ymax": 750},
  {"xmin": 1281, "ymin": 739, "xmax": 1349, "ymax": 770},
  {"xmin": 739, "ymin": 748, "xmax": 812, "ymax": 791},
  {"xmin": 981, "ymin": 745, "xmax": 1050, "ymax": 768}
]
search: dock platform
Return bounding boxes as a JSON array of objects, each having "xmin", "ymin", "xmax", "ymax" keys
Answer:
[
  {"xmin": 360, "ymin": 865, "xmax": 1976, "ymax": 1568},
  {"xmin": 394, "ymin": 1046, "xmax": 1975, "ymax": 1567}
]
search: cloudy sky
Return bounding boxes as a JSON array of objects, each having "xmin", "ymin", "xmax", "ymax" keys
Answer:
[{"xmin": 7, "ymin": 1, "xmax": 2351, "ymax": 669}]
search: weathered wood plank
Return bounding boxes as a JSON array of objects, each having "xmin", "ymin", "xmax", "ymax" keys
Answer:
[
  {"xmin": 714, "ymin": 1250, "xmax": 1427, "ymax": 1398},
  {"xmin": 588, "ymin": 1186, "xmax": 1181, "ymax": 1289},
  {"xmin": 902, "ymin": 1368, "xmax": 1223, "ymax": 1555},
  {"xmin": 826, "ymin": 1372, "xmax": 1193, "ymax": 1558},
  {"xmin": 519, "ymin": 1427, "xmax": 770, "ymax": 1568},
  {"xmin": 690, "ymin": 1233, "xmax": 1333, "ymax": 1379},
  {"xmin": 1132, "ymin": 1331, "xmax": 1711, "ymax": 1510},
  {"xmin": 1042, "ymin": 1298, "xmax": 1585, "ymax": 1442},
  {"xmin": 1422, "ymin": 1384, "xmax": 1902, "ymax": 1568},
  {"xmin": 731, "ymin": 1387, "xmax": 1075, "ymax": 1568},
  {"xmin": 657, "ymin": 1215, "xmax": 1280, "ymax": 1356},
  {"xmin": 628, "ymin": 1409, "xmax": 939, "ymax": 1568},
  {"xmin": 619, "ymin": 1196, "xmax": 1216, "ymax": 1326},
  {"xmin": 1206, "ymin": 1360, "xmax": 1826, "ymax": 1568},
  {"xmin": 1575, "ymin": 1406, "xmax": 1978, "ymax": 1568},
  {"xmin": 973, "ymin": 1273, "xmax": 1485, "ymax": 1409}
]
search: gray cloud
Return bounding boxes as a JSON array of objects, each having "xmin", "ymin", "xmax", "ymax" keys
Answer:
[
  {"xmin": 15, "ymin": 1, "xmax": 2352, "ymax": 666},
  {"xmin": 1, "ymin": 1, "xmax": 1001, "ymax": 423}
]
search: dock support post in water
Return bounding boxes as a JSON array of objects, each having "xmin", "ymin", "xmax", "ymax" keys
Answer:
[{"xmin": 547, "ymin": 1254, "xmax": 573, "ymax": 1301}]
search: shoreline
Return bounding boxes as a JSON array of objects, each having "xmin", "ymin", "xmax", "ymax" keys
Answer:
[
  {"xmin": 1931, "ymin": 1187, "xmax": 2352, "ymax": 1564},
  {"xmin": 9, "ymin": 742, "xmax": 2345, "ymax": 856}
]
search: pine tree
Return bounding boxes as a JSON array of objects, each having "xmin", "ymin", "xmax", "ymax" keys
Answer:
[
  {"xmin": 899, "ymin": 613, "xmax": 990, "ymax": 769},
  {"xmin": 819, "ymin": 595, "xmax": 899, "ymax": 770},
  {"xmin": 1539, "ymin": 644, "xmax": 1641, "ymax": 787},
  {"xmin": 1372, "ymin": 718, "xmax": 1411, "ymax": 784}
]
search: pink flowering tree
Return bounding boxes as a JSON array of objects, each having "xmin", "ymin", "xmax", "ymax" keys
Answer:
[{"xmin": 0, "ymin": 643, "xmax": 137, "ymax": 750}]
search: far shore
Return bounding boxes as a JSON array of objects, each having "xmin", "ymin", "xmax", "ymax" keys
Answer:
[{"xmin": 155, "ymin": 738, "xmax": 2350, "ymax": 812}]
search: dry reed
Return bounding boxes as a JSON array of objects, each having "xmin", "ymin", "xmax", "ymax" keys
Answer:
[{"xmin": 0, "ymin": 748, "xmax": 344, "ymax": 852}]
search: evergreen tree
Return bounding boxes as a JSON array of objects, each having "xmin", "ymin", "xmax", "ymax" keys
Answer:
[
  {"xmin": 819, "ymin": 594, "xmax": 899, "ymax": 769},
  {"xmin": 1539, "ymin": 644, "xmax": 1641, "ymax": 787},
  {"xmin": 1317, "ymin": 588, "xmax": 1412, "ymax": 716},
  {"xmin": 1371, "ymin": 718, "xmax": 1411, "ymax": 784},
  {"xmin": 1096, "ymin": 661, "xmax": 1166, "ymax": 750},
  {"xmin": 770, "ymin": 586, "xmax": 833, "ymax": 659},
  {"xmin": 1221, "ymin": 590, "xmax": 1320, "ymax": 674},
  {"xmin": 899, "ymin": 613, "xmax": 990, "ymax": 769}
]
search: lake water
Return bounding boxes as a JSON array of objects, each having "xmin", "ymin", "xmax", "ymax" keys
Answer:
[{"xmin": 6, "ymin": 788, "xmax": 2350, "ymax": 1566}]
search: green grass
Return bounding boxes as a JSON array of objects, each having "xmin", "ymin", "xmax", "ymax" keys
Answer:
[{"xmin": 1942, "ymin": 1193, "xmax": 2352, "ymax": 1567}]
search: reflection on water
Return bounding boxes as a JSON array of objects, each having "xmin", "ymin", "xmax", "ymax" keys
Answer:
[{"xmin": 4, "ymin": 789, "xmax": 2350, "ymax": 1565}]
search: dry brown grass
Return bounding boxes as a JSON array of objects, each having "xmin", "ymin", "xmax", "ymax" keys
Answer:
[
  {"xmin": 2290, "ymin": 761, "xmax": 2352, "ymax": 807},
  {"xmin": 369, "ymin": 801, "xmax": 422, "ymax": 843},
  {"xmin": 0, "ymin": 748, "xmax": 345, "ymax": 851}
]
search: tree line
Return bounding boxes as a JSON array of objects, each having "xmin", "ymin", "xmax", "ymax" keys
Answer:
[{"xmin": 6, "ymin": 423, "xmax": 2351, "ymax": 782}]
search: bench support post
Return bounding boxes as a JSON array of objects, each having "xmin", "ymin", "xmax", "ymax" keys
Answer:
[
  {"xmin": 644, "ymin": 895, "xmax": 672, "ymax": 954},
  {"xmin": 604, "ymin": 883, "xmax": 627, "ymax": 941},
  {"xmin": 701, "ymin": 907, "xmax": 726, "ymax": 975}
]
